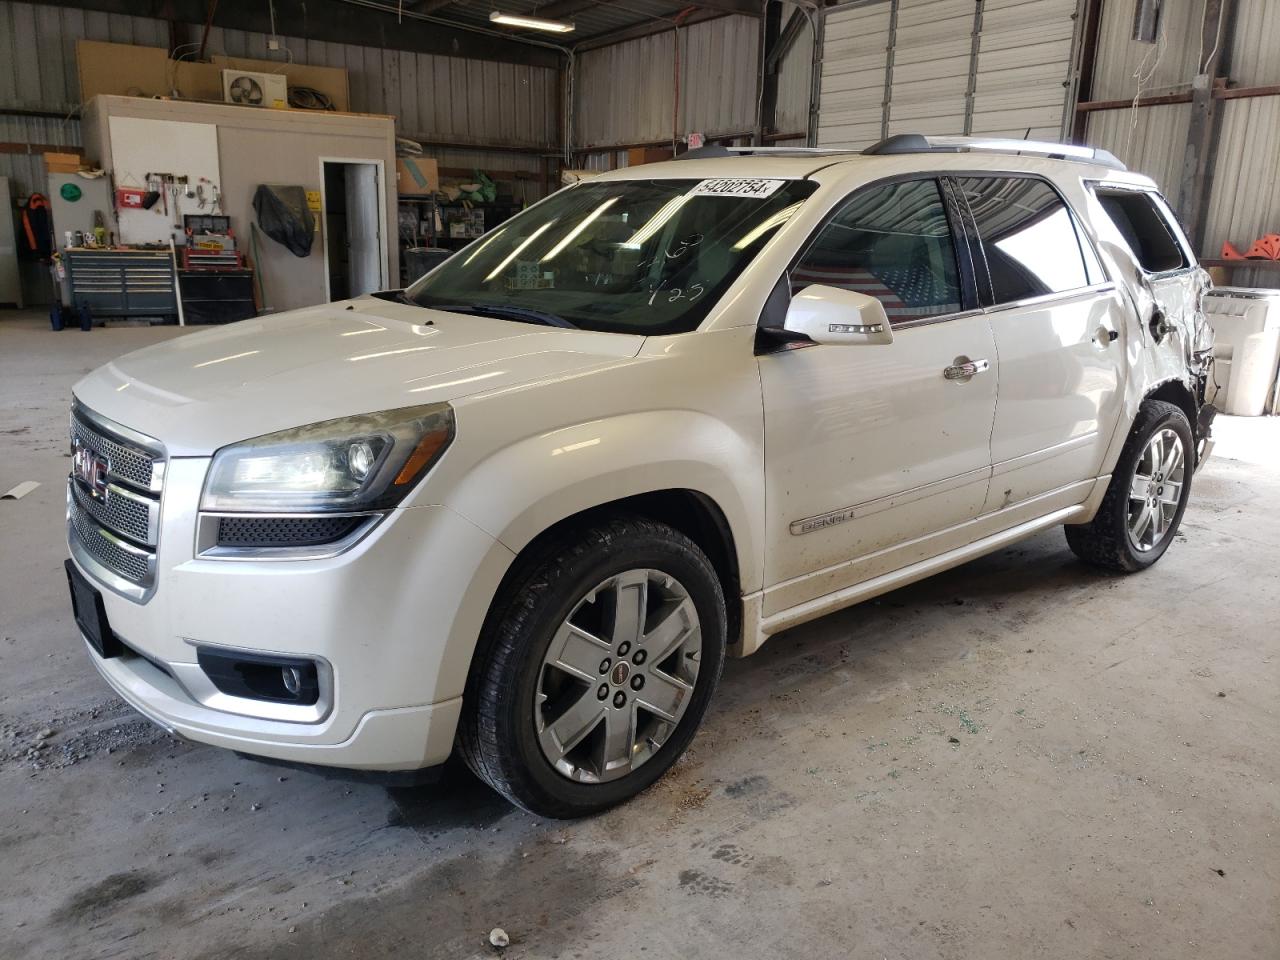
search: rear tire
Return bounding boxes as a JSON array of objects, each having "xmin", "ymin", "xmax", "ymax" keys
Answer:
[
  {"xmin": 458, "ymin": 516, "xmax": 726, "ymax": 818},
  {"xmin": 1065, "ymin": 399, "xmax": 1193, "ymax": 572}
]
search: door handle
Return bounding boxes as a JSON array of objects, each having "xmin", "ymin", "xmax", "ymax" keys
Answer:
[{"xmin": 943, "ymin": 357, "xmax": 991, "ymax": 382}]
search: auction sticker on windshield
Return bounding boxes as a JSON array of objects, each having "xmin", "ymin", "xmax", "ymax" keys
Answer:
[{"xmin": 690, "ymin": 178, "xmax": 785, "ymax": 199}]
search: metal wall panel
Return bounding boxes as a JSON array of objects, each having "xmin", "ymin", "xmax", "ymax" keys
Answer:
[
  {"xmin": 0, "ymin": 2, "xmax": 558, "ymax": 149},
  {"xmin": 572, "ymin": 15, "xmax": 760, "ymax": 149},
  {"xmin": 775, "ymin": 14, "xmax": 815, "ymax": 137},
  {"xmin": 0, "ymin": 115, "xmax": 81, "ymax": 197},
  {"xmin": 886, "ymin": 0, "xmax": 975, "ymax": 137},
  {"xmin": 971, "ymin": 0, "xmax": 1081, "ymax": 140},
  {"xmin": 1089, "ymin": 0, "xmax": 1203, "ymax": 101},
  {"xmin": 817, "ymin": 2, "xmax": 893, "ymax": 148},
  {"xmin": 1230, "ymin": 0, "xmax": 1280, "ymax": 87},
  {"xmin": 1203, "ymin": 95, "xmax": 1280, "ymax": 268},
  {"xmin": 1084, "ymin": 102, "xmax": 1191, "ymax": 207}
]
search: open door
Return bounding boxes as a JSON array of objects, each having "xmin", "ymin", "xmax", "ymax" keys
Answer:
[{"xmin": 321, "ymin": 160, "xmax": 387, "ymax": 301}]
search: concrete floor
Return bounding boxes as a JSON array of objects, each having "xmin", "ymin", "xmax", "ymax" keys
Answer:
[{"xmin": 1, "ymin": 311, "xmax": 1277, "ymax": 960}]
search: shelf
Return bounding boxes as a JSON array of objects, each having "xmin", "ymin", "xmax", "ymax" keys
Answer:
[{"xmin": 1201, "ymin": 258, "xmax": 1280, "ymax": 271}]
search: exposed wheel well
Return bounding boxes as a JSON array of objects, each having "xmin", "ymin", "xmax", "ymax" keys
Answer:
[
  {"xmin": 1146, "ymin": 379, "xmax": 1197, "ymax": 436},
  {"xmin": 499, "ymin": 490, "xmax": 742, "ymax": 644}
]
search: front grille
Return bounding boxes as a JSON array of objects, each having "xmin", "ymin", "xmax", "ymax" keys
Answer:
[
  {"xmin": 70, "ymin": 408, "xmax": 162, "ymax": 492},
  {"xmin": 69, "ymin": 493, "xmax": 154, "ymax": 584},
  {"xmin": 216, "ymin": 515, "xmax": 364, "ymax": 547},
  {"xmin": 68, "ymin": 404, "xmax": 165, "ymax": 595},
  {"xmin": 70, "ymin": 477, "xmax": 155, "ymax": 546}
]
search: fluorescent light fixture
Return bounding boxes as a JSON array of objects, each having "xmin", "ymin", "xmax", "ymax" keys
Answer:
[
  {"xmin": 489, "ymin": 10, "xmax": 575, "ymax": 33},
  {"xmin": 541, "ymin": 197, "xmax": 619, "ymax": 262}
]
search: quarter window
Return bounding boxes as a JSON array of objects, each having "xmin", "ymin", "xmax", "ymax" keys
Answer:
[
  {"xmin": 957, "ymin": 177, "xmax": 1092, "ymax": 304},
  {"xmin": 790, "ymin": 179, "xmax": 962, "ymax": 325},
  {"xmin": 1094, "ymin": 188, "xmax": 1189, "ymax": 273}
]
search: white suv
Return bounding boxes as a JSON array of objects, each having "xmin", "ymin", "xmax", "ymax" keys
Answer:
[{"xmin": 66, "ymin": 136, "xmax": 1216, "ymax": 817}]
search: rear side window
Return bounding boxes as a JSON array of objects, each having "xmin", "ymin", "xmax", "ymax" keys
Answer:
[
  {"xmin": 957, "ymin": 177, "xmax": 1092, "ymax": 304},
  {"xmin": 1094, "ymin": 188, "xmax": 1189, "ymax": 273},
  {"xmin": 790, "ymin": 178, "xmax": 962, "ymax": 325}
]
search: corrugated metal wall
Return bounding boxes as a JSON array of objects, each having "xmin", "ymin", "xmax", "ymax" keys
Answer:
[
  {"xmin": 774, "ymin": 14, "xmax": 815, "ymax": 138},
  {"xmin": 818, "ymin": 0, "xmax": 1082, "ymax": 149},
  {"xmin": 816, "ymin": 2, "xmax": 892, "ymax": 148},
  {"xmin": 572, "ymin": 15, "xmax": 761, "ymax": 150},
  {"xmin": 0, "ymin": 0, "xmax": 558, "ymax": 206},
  {"xmin": 971, "ymin": 0, "xmax": 1081, "ymax": 139},
  {"xmin": 1084, "ymin": 0, "xmax": 1280, "ymax": 271}
]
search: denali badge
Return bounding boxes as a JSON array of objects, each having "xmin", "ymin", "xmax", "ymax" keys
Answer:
[{"xmin": 72, "ymin": 442, "xmax": 109, "ymax": 500}]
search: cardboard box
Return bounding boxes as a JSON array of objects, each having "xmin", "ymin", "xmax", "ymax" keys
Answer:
[
  {"xmin": 45, "ymin": 152, "xmax": 84, "ymax": 173},
  {"xmin": 396, "ymin": 157, "xmax": 439, "ymax": 196}
]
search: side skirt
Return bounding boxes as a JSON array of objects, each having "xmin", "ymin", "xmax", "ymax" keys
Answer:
[{"xmin": 734, "ymin": 477, "xmax": 1109, "ymax": 657}]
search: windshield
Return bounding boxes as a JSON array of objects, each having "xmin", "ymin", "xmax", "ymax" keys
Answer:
[{"xmin": 406, "ymin": 178, "xmax": 817, "ymax": 335}]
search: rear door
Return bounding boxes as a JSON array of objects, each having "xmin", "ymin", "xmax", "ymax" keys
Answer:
[
  {"xmin": 758, "ymin": 177, "xmax": 998, "ymax": 615},
  {"xmin": 1089, "ymin": 186, "xmax": 1207, "ymax": 365},
  {"xmin": 955, "ymin": 175, "xmax": 1127, "ymax": 510}
]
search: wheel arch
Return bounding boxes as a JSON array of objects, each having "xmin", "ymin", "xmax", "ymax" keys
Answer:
[{"xmin": 483, "ymin": 488, "xmax": 743, "ymax": 653}]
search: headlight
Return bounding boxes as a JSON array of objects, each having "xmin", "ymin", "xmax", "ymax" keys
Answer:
[{"xmin": 201, "ymin": 403, "xmax": 454, "ymax": 513}]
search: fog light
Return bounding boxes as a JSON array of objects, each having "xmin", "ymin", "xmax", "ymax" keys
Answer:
[{"xmin": 197, "ymin": 647, "xmax": 321, "ymax": 706}]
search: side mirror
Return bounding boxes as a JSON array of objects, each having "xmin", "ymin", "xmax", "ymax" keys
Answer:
[{"xmin": 783, "ymin": 284, "xmax": 894, "ymax": 345}]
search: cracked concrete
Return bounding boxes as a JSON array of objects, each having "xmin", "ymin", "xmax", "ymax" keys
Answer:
[{"xmin": 1, "ymin": 312, "xmax": 1277, "ymax": 959}]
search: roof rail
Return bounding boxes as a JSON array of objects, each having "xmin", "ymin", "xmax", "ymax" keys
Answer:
[
  {"xmin": 862, "ymin": 134, "xmax": 1127, "ymax": 170},
  {"xmin": 673, "ymin": 145, "xmax": 858, "ymax": 160}
]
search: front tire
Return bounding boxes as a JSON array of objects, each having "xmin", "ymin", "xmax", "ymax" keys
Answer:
[
  {"xmin": 1066, "ymin": 399, "xmax": 1194, "ymax": 572},
  {"xmin": 458, "ymin": 517, "xmax": 726, "ymax": 818}
]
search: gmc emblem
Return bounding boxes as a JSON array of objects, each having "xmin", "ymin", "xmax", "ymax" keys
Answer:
[{"xmin": 72, "ymin": 442, "xmax": 110, "ymax": 500}]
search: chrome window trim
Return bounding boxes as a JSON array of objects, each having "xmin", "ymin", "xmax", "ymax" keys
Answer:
[
  {"xmin": 889, "ymin": 307, "xmax": 987, "ymax": 332},
  {"xmin": 194, "ymin": 511, "xmax": 385, "ymax": 561},
  {"xmin": 981, "ymin": 282, "xmax": 1118, "ymax": 317}
]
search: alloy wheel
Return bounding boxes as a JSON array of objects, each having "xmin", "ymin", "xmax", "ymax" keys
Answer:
[
  {"xmin": 1127, "ymin": 427, "xmax": 1186, "ymax": 552},
  {"xmin": 534, "ymin": 568, "xmax": 702, "ymax": 783}
]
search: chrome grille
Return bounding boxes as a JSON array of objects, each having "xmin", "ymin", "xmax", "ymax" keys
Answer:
[
  {"xmin": 67, "ymin": 403, "xmax": 165, "ymax": 599},
  {"xmin": 69, "ymin": 493, "xmax": 154, "ymax": 585},
  {"xmin": 70, "ymin": 408, "xmax": 162, "ymax": 492},
  {"xmin": 70, "ymin": 478, "xmax": 156, "ymax": 546}
]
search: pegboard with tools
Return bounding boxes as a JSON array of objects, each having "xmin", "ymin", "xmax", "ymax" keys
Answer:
[{"xmin": 107, "ymin": 116, "xmax": 222, "ymax": 245}]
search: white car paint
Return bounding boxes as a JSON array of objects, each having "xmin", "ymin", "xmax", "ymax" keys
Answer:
[{"xmin": 68, "ymin": 149, "xmax": 1211, "ymax": 770}]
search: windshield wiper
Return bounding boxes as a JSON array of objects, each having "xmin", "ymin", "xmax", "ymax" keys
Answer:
[{"xmin": 436, "ymin": 303, "xmax": 577, "ymax": 329}]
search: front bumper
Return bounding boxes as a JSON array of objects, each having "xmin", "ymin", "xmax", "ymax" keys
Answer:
[
  {"xmin": 85, "ymin": 634, "xmax": 462, "ymax": 769},
  {"xmin": 70, "ymin": 457, "xmax": 515, "ymax": 770}
]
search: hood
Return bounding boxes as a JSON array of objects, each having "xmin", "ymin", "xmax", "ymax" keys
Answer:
[{"xmin": 72, "ymin": 298, "xmax": 645, "ymax": 455}]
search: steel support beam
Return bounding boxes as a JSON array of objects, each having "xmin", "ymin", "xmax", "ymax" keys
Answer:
[
  {"xmin": 755, "ymin": 1, "xmax": 782, "ymax": 145},
  {"xmin": 1178, "ymin": 0, "xmax": 1237, "ymax": 250}
]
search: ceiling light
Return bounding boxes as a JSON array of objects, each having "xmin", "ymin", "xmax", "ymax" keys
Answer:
[{"xmin": 489, "ymin": 11, "xmax": 575, "ymax": 33}]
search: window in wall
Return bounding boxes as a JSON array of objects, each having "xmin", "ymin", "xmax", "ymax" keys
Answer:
[
  {"xmin": 1094, "ymin": 188, "xmax": 1190, "ymax": 274},
  {"xmin": 957, "ymin": 177, "xmax": 1092, "ymax": 304},
  {"xmin": 790, "ymin": 179, "xmax": 962, "ymax": 325}
]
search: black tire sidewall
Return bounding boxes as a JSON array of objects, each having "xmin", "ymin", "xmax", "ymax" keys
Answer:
[
  {"xmin": 1109, "ymin": 404, "xmax": 1194, "ymax": 569},
  {"xmin": 489, "ymin": 526, "xmax": 726, "ymax": 816}
]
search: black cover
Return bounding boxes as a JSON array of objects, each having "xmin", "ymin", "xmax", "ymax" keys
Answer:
[{"xmin": 252, "ymin": 184, "xmax": 314, "ymax": 257}]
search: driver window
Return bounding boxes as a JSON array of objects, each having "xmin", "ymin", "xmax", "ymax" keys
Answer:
[{"xmin": 791, "ymin": 179, "xmax": 962, "ymax": 325}]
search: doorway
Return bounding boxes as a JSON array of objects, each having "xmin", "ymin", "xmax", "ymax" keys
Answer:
[{"xmin": 320, "ymin": 159, "xmax": 388, "ymax": 301}]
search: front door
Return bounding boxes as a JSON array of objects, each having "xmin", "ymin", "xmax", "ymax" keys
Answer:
[
  {"xmin": 955, "ymin": 176, "xmax": 1127, "ymax": 510},
  {"xmin": 759, "ymin": 178, "xmax": 998, "ymax": 616}
]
